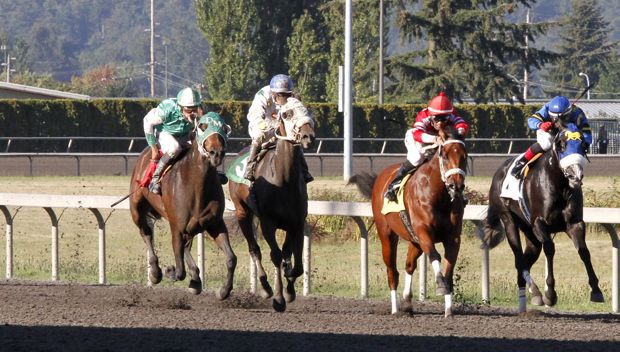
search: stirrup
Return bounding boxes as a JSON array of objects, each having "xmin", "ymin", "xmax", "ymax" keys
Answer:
[
  {"xmin": 148, "ymin": 182, "xmax": 161, "ymax": 195},
  {"xmin": 385, "ymin": 188, "xmax": 397, "ymax": 202}
]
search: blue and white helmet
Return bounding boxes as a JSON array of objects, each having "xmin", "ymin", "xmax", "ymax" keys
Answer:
[
  {"xmin": 269, "ymin": 74, "xmax": 294, "ymax": 94},
  {"xmin": 548, "ymin": 96, "xmax": 571, "ymax": 119}
]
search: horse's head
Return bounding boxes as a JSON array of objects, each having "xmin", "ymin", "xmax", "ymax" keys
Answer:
[
  {"xmin": 556, "ymin": 122, "xmax": 586, "ymax": 189},
  {"xmin": 195, "ymin": 112, "xmax": 231, "ymax": 167},
  {"xmin": 436, "ymin": 128, "xmax": 468, "ymax": 201},
  {"xmin": 279, "ymin": 97, "xmax": 316, "ymax": 149}
]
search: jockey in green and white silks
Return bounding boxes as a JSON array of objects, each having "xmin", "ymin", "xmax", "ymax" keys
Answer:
[
  {"xmin": 141, "ymin": 87, "xmax": 201, "ymax": 194},
  {"xmin": 244, "ymin": 74, "xmax": 313, "ymax": 183}
]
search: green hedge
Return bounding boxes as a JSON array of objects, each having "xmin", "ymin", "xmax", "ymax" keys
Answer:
[{"xmin": 0, "ymin": 99, "xmax": 539, "ymax": 152}]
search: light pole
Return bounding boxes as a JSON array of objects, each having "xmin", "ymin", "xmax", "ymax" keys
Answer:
[{"xmin": 579, "ymin": 72, "xmax": 590, "ymax": 100}]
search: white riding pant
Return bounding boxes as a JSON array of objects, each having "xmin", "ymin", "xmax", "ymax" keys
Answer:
[
  {"xmin": 404, "ymin": 129, "xmax": 427, "ymax": 167},
  {"xmin": 536, "ymin": 130, "xmax": 553, "ymax": 151},
  {"xmin": 158, "ymin": 131, "xmax": 191, "ymax": 157}
]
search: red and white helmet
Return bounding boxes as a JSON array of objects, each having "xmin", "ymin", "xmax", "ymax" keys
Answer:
[{"xmin": 428, "ymin": 92, "xmax": 454, "ymax": 116}]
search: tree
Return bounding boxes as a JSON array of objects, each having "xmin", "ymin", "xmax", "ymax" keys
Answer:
[
  {"xmin": 70, "ymin": 64, "xmax": 136, "ymax": 97},
  {"xmin": 387, "ymin": 0, "xmax": 556, "ymax": 103},
  {"xmin": 544, "ymin": 0, "xmax": 618, "ymax": 98},
  {"xmin": 286, "ymin": 10, "xmax": 327, "ymax": 101},
  {"xmin": 321, "ymin": 0, "xmax": 387, "ymax": 103},
  {"xmin": 196, "ymin": 0, "xmax": 264, "ymax": 100}
]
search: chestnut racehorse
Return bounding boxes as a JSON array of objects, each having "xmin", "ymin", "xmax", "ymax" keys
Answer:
[
  {"xmin": 227, "ymin": 98, "xmax": 315, "ymax": 312},
  {"xmin": 350, "ymin": 127, "xmax": 467, "ymax": 317},
  {"xmin": 129, "ymin": 112, "xmax": 236, "ymax": 299}
]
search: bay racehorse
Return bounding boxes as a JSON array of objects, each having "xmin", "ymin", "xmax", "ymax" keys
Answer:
[
  {"xmin": 483, "ymin": 122, "xmax": 604, "ymax": 313},
  {"xmin": 227, "ymin": 98, "xmax": 315, "ymax": 312},
  {"xmin": 350, "ymin": 126, "xmax": 467, "ymax": 317},
  {"xmin": 129, "ymin": 112, "xmax": 237, "ymax": 299}
]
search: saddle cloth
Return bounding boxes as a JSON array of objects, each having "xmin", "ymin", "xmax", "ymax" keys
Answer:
[
  {"xmin": 381, "ymin": 173, "xmax": 413, "ymax": 215},
  {"xmin": 500, "ymin": 153, "xmax": 543, "ymax": 200},
  {"xmin": 225, "ymin": 152, "xmax": 251, "ymax": 186}
]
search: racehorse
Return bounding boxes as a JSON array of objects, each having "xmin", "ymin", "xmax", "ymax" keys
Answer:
[
  {"xmin": 129, "ymin": 112, "xmax": 237, "ymax": 299},
  {"xmin": 483, "ymin": 122, "xmax": 604, "ymax": 313},
  {"xmin": 227, "ymin": 98, "xmax": 315, "ymax": 312},
  {"xmin": 350, "ymin": 126, "xmax": 467, "ymax": 317}
]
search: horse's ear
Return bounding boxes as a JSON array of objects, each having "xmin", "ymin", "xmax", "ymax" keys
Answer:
[{"xmin": 198, "ymin": 122, "xmax": 209, "ymax": 131}]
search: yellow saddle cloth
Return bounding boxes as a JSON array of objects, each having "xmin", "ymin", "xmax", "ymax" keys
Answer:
[{"xmin": 381, "ymin": 173, "xmax": 413, "ymax": 215}]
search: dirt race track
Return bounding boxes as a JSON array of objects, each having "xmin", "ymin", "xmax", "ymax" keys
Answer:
[{"xmin": 0, "ymin": 281, "xmax": 617, "ymax": 352}]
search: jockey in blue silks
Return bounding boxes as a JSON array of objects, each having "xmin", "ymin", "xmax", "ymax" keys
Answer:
[{"xmin": 511, "ymin": 96, "xmax": 592, "ymax": 178}]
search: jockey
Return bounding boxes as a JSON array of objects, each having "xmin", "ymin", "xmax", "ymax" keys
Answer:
[
  {"xmin": 511, "ymin": 95, "xmax": 592, "ymax": 178},
  {"xmin": 244, "ymin": 74, "xmax": 313, "ymax": 183},
  {"xmin": 141, "ymin": 87, "xmax": 201, "ymax": 194},
  {"xmin": 384, "ymin": 92, "xmax": 469, "ymax": 201}
]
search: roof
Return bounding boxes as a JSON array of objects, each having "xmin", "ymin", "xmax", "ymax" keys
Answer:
[
  {"xmin": 522, "ymin": 99, "xmax": 620, "ymax": 120},
  {"xmin": 0, "ymin": 82, "xmax": 90, "ymax": 100}
]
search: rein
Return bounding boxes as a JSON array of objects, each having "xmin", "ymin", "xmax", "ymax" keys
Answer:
[{"xmin": 437, "ymin": 139, "xmax": 467, "ymax": 185}]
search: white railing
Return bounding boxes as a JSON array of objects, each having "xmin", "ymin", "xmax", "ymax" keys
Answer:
[{"xmin": 0, "ymin": 193, "xmax": 618, "ymax": 312}]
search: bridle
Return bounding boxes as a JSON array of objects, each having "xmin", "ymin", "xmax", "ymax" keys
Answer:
[{"xmin": 423, "ymin": 139, "xmax": 467, "ymax": 200}]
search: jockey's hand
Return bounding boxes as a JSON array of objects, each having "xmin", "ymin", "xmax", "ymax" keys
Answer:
[
  {"xmin": 150, "ymin": 146, "xmax": 160, "ymax": 160},
  {"xmin": 540, "ymin": 121, "xmax": 553, "ymax": 132},
  {"xmin": 434, "ymin": 135, "xmax": 444, "ymax": 144}
]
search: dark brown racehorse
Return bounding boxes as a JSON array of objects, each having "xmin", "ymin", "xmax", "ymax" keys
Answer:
[
  {"xmin": 483, "ymin": 122, "xmax": 603, "ymax": 313},
  {"xmin": 350, "ymin": 127, "xmax": 467, "ymax": 317},
  {"xmin": 228, "ymin": 98, "xmax": 315, "ymax": 312},
  {"xmin": 129, "ymin": 112, "xmax": 236, "ymax": 299}
]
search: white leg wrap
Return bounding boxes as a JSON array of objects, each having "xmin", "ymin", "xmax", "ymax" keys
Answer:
[
  {"xmin": 431, "ymin": 260, "xmax": 441, "ymax": 277},
  {"xmin": 390, "ymin": 290, "xmax": 399, "ymax": 314},
  {"xmin": 522, "ymin": 270, "xmax": 533, "ymax": 287},
  {"xmin": 444, "ymin": 293, "xmax": 452, "ymax": 313},
  {"xmin": 518, "ymin": 288, "xmax": 527, "ymax": 313},
  {"xmin": 403, "ymin": 273, "xmax": 413, "ymax": 300}
]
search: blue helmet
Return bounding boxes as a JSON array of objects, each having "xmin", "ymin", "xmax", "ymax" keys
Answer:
[
  {"xmin": 548, "ymin": 96, "xmax": 571, "ymax": 119},
  {"xmin": 269, "ymin": 74, "xmax": 294, "ymax": 94}
]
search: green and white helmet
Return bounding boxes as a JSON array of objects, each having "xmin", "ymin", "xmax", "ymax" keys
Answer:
[{"xmin": 176, "ymin": 87, "xmax": 201, "ymax": 107}]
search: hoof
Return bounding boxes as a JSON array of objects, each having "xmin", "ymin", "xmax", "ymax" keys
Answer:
[
  {"xmin": 530, "ymin": 295, "xmax": 543, "ymax": 306},
  {"xmin": 149, "ymin": 267, "xmax": 163, "ymax": 285},
  {"xmin": 543, "ymin": 290, "xmax": 557, "ymax": 307},
  {"xmin": 284, "ymin": 282, "xmax": 296, "ymax": 303},
  {"xmin": 217, "ymin": 286, "xmax": 232, "ymax": 300},
  {"xmin": 165, "ymin": 266, "xmax": 177, "ymax": 281},
  {"xmin": 188, "ymin": 280, "xmax": 202, "ymax": 295},
  {"xmin": 258, "ymin": 275, "xmax": 274, "ymax": 299},
  {"xmin": 272, "ymin": 297, "xmax": 286, "ymax": 312},
  {"xmin": 590, "ymin": 291, "xmax": 605, "ymax": 303}
]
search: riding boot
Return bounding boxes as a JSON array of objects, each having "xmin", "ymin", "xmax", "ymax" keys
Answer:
[
  {"xmin": 510, "ymin": 155, "xmax": 527, "ymax": 179},
  {"xmin": 300, "ymin": 155, "xmax": 314, "ymax": 183},
  {"xmin": 384, "ymin": 161, "xmax": 416, "ymax": 202},
  {"xmin": 148, "ymin": 154, "xmax": 172, "ymax": 195},
  {"xmin": 217, "ymin": 171, "xmax": 228, "ymax": 185},
  {"xmin": 244, "ymin": 143, "xmax": 261, "ymax": 182}
]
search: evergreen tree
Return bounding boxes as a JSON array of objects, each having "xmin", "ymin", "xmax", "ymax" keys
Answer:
[
  {"xmin": 286, "ymin": 10, "xmax": 327, "ymax": 101},
  {"xmin": 196, "ymin": 0, "xmax": 263, "ymax": 100},
  {"xmin": 544, "ymin": 0, "xmax": 618, "ymax": 98},
  {"xmin": 388, "ymin": 0, "xmax": 556, "ymax": 103},
  {"xmin": 322, "ymin": 0, "xmax": 387, "ymax": 103}
]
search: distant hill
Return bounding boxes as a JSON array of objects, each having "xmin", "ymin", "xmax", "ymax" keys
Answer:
[{"xmin": 0, "ymin": 0, "xmax": 617, "ymax": 97}]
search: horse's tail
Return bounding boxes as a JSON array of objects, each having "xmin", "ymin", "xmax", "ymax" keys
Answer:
[
  {"xmin": 347, "ymin": 172, "xmax": 377, "ymax": 200},
  {"xmin": 481, "ymin": 200, "xmax": 506, "ymax": 250}
]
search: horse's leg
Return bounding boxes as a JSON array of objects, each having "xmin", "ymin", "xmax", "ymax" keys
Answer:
[
  {"xmin": 182, "ymin": 236, "xmax": 202, "ymax": 295},
  {"xmin": 442, "ymin": 231, "xmax": 462, "ymax": 318},
  {"xmin": 521, "ymin": 225, "xmax": 544, "ymax": 307},
  {"xmin": 237, "ymin": 207, "xmax": 272, "ymax": 299},
  {"xmin": 415, "ymin": 229, "xmax": 447, "ymax": 297},
  {"xmin": 261, "ymin": 220, "xmax": 285, "ymax": 312},
  {"xmin": 533, "ymin": 218, "xmax": 557, "ymax": 306},
  {"xmin": 501, "ymin": 213, "xmax": 534, "ymax": 313},
  {"xmin": 567, "ymin": 221, "xmax": 604, "ymax": 303},
  {"xmin": 207, "ymin": 221, "xmax": 238, "ymax": 300},
  {"xmin": 378, "ymin": 218, "xmax": 400, "ymax": 314},
  {"xmin": 167, "ymin": 224, "xmax": 187, "ymax": 282},
  {"xmin": 281, "ymin": 227, "xmax": 303, "ymax": 304},
  {"xmin": 131, "ymin": 207, "xmax": 162, "ymax": 285},
  {"xmin": 403, "ymin": 242, "xmax": 422, "ymax": 305}
]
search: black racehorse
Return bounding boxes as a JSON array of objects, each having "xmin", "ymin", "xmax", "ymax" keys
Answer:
[
  {"xmin": 227, "ymin": 98, "xmax": 316, "ymax": 312},
  {"xmin": 483, "ymin": 122, "xmax": 604, "ymax": 313}
]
